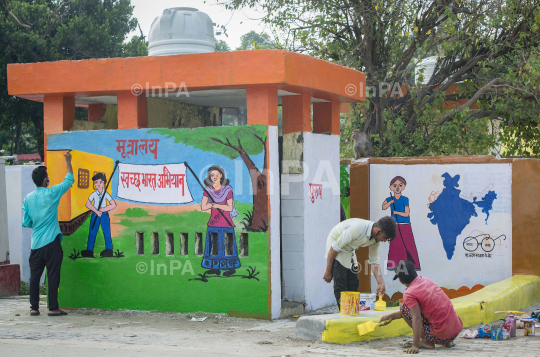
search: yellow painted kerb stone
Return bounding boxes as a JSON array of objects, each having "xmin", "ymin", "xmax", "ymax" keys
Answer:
[{"xmin": 322, "ymin": 275, "xmax": 540, "ymax": 343}]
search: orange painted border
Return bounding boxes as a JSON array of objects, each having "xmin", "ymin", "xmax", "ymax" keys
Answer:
[
  {"xmin": 349, "ymin": 161, "xmax": 371, "ymax": 292},
  {"xmin": 512, "ymin": 159, "xmax": 540, "ymax": 277},
  {"xmin": 380, "ymin": 284, "xmax": 485, "ymax": 302},
  {"xmin": 7, "ymin": 50, "xmax": 365, "ymax": 103}
]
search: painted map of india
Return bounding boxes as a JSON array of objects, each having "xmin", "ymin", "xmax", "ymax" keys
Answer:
[{"xmin": 427, "ymin": 173, "xmax": 497, "ymax": 259}]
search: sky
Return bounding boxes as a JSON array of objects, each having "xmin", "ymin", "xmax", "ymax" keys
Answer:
[{"xmin": 128, "ymin": 0, "xmax": 268, "ymax": 50}]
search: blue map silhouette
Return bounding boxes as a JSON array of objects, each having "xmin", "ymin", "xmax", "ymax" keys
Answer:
[
  {"xmin": 427, "ymin": 173, "xmax": 497, "ymax": 260},
  {"xmin": 473, "ymin": 191, "xmax": 498, "ymax": 222}
]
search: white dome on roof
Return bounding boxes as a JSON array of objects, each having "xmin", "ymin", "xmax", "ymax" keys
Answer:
[{"xmin": 148, "ymin": 7, "xmax": 215, "ymax": 56}]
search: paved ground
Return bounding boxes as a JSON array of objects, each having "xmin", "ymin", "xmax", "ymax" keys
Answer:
[{"xmin": 1, "ymin": 296, "xmax": 540, "ymax": 356}]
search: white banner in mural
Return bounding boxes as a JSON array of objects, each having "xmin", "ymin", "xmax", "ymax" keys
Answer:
[
  {"xmin": 370, "ymin": 163, "xmax": 512, "ymax": 297},
  {"xmin": 117, "ymin": 163, "xmax": 194, "ymax": 204}
]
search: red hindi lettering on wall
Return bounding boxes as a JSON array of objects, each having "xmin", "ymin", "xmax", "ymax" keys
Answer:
[
  {"xmin": 309, "ymin": 183, "xmax": 323, "ymax": 203},
  {"xmin": 116, "ymin": 139, "xmax": 159, "ymax": 159},
  {"xmin": 117, "ymin": 163, "xmax": 193, "ymax": 204}
]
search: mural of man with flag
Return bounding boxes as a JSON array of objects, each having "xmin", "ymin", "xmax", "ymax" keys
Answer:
[{"xmin": 81, "ymin": 173, "xmax": 117, "ymax": 258}]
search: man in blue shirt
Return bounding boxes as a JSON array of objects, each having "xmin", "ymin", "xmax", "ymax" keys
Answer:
[{"xmin": 22, "ymin": 152, "xmax": 74, "ymax": 316}]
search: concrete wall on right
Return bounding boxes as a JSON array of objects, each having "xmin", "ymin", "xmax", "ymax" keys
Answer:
[
  {"xmin": 343, "ymin": 156, "xmax": 540, "ymax": 301},
  {"xmin": 511, "ymin": 159, "xmax": 540, "ymax": 276},
  {"xmin": 0, "ymin": 159, "xmax": 9, "ymax": 263}
]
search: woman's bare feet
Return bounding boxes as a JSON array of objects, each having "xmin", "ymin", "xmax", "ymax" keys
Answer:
[{"xmin": 419, "ymin": 338, "xmax": 435, "ymax": 349}]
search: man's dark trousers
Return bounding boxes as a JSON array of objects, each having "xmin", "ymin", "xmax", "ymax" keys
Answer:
[
  {"xmin": 332, "ymin": 260, "xmax": 359, "ymax": 309},
  {"xmin": 29, "ymin": 235, "xmax": 63, "ymax": 311}
]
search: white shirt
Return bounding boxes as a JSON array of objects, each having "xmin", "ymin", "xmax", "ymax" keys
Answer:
[
  {"xmin": 325, "ymin": 218, "xmax": 381, "ymax": 269},
  {"xmin": 88, "ymin": 190, "xmax": 112, "ymax": 209}
]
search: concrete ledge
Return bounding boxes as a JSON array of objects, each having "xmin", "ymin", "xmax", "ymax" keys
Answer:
[
  {"xmin": 296, "ymin": 275, "xmax": 540, "ymax": 343},
  {"xmin": 280, "ymin": 300, "xmax": 305, "ymax": 319}
]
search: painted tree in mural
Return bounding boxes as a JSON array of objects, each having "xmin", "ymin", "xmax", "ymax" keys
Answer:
[{"xmin": 151, "ymin": 125, "xmax": 269, "ymax": 231}]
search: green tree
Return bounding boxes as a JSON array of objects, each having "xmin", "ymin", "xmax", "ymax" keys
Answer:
[
  {"xmin": 1, "ymin": 0, "xmax": 142, "ymax": 157},
  {"xmin": 221, "ymin": 0, "xmax": 540, "ymax": 158},
  {"xmin": 122, "ymin": 26, "xmax": 148, "ymax": 57},
  {"xmin": 215, "ymin": 39, "xmax": 231, "ymax": 52},
  {"xmin": 236, "ymin": 30, "xmax": 275, "ymax": 50},
  {"xmin": 150, "ymin": 125, "xmax": 270, "ymax": 231}
]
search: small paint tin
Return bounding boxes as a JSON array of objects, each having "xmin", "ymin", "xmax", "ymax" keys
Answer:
[
  {"xmin": 522, "ymin": 318, "xmax": 536, "ymax": 336},
  {"xmin": 359, "ymin": 293, "xmax": 376, "ymax": 310}
]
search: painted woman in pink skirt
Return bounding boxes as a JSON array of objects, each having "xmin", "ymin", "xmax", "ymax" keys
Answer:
[{"xmin": 382, "ymin": 176, "xmax": 421, "ymax": 271}]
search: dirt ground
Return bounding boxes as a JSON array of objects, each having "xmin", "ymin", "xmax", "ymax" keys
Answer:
[{"xmin": 1, "ymin": 296, "xmax": 540, "ymax": 356}]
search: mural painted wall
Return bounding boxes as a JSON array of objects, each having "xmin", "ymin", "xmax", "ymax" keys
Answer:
[
  {"xmin": 46, "ymin": 125, "xmax": 277, "ymax": 317},
  {"xmin": 370, "ymin": 164, "xmax": 512, "ymax": 299}
]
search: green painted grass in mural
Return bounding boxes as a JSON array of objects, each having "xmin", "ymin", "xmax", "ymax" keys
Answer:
[{"xmin": 59, "ymin": 202, "xmax": 269, "ymax": 314}]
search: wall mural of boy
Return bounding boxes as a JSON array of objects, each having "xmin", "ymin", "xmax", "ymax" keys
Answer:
[
  {"xmin": 81, "ymin": 173, "xmax": 117, "ymax": 258},
  {"xmin": 382, "ymin": 176, "xmax": 421, "ymax": 270},
  {"xmin": 200, "ymin": 165, "xmax": 241, "ymax": 277}
]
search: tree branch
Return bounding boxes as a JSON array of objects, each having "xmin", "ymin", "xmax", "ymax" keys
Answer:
[
  {"xmin": 425, "ymin": 78, "xmax": 504, "ymax": 142},
  {"xmin": 2, "ymin": 1, "xmax": 31, "ymax": 29},
  {"xmin": 491, "ymin": 84, "xmax": 540, "ymax": 106},
  {"xmin": 210, "ymin": 137, "xmax": 240, "ymax": 153}
]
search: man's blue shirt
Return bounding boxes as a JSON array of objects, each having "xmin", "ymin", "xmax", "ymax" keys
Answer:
[{"xmin": 22, "ymin": 173, "xmax": 74, "ymax": 249}]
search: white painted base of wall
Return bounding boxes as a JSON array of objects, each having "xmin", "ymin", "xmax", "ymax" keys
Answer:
[
  {"xmin": 303, "ymin": 133, "xmax": 340, "ymax": 310},
  {"xmin": 5, "ymin": 165, "xmax": 41, "ymax": 283},
  {"xmin": 269, "ymin": 126, "xmax": 282, "ymax": 320},
  {"xmin": 281, "ymin": 174, "xmax": 305, "ymax": 302},
  {"xmin": 0, "ymin": 159, "xmax": 9, "ymax": 263}
]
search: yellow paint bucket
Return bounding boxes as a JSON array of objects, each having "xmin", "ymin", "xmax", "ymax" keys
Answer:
[{"xmin": 340, "ymin": 291, "xmax": 360, "ymax": 315}]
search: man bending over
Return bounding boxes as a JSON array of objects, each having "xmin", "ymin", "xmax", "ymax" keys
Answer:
[{"xmin": 323, "ymin": 217, "xmax": 397, "ymax": 307}]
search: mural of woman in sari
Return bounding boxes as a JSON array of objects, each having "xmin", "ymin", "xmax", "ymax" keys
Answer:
[
  {"xmin": 382, "ymin": 176, "xmax": 421, "ymax": 271},
  {"xmin": 200, "ymin": 165, "xmax": 241, "ymax": 277}
]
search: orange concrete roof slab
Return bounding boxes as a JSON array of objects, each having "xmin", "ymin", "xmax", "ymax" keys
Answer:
[{"xmin": 7, "ymin": 50, "xmax": 366, "ymax": 103}]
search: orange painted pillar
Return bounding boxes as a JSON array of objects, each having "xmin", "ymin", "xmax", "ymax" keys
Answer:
[
  {"xmin": 44, "ymin": 96, "xmax": 75, "ymax": 136},
  {"xmin": 282, "ymin": 93, "xmax": 311, "ymax": 134},
  {"xmin": 313, "ymin": 101, "xmax": 341, "ymax": 135},
  {"xmin": 117, "ymin": 91, "xmax": 148, "ymax": 129},
  {"xmin": 88, "ymin": 103, "xmax": 106, "ymax": 121},
  {"xmin": 44, "ymin": 96, "xmax": 75, "ymax": 162},
  {"xmin": 246, "ymin": 87, "xmax": 278, "ymax": 126},
  {"xmin": 43, "ymin": 96, "xmax": 75, "ymax": 221},
  {"xmin": 246, "ymin": 86, "xmax": 277, "ymax": 315}
]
